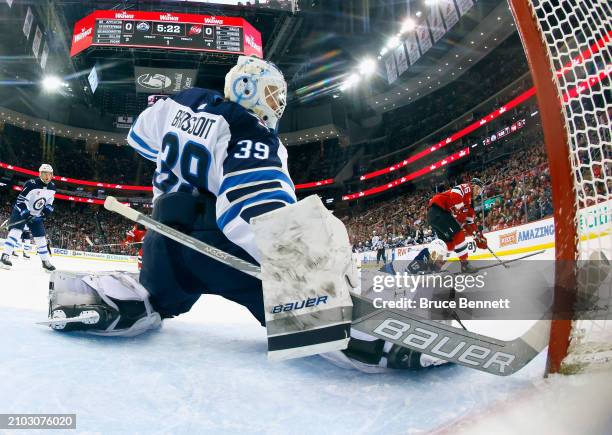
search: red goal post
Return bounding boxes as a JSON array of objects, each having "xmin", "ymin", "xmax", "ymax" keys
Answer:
[{"xmin": 508, "ymin": 0, "xmax": 611, "ymax": 374}]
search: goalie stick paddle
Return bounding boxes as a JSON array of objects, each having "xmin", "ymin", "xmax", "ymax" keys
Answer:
[{"xmin": 104, "ymin": 196, "xmax": 550, "ymax": 376}]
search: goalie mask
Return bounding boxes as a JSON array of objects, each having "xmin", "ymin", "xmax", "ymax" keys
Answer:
[{"xmin": 224, "ymin": 56, "xmax": 287, "ymax": 131}]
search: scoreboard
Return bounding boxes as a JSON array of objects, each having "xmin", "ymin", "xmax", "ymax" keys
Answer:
[{"xmin": 70, "ymin": 11, "xmax": 262, "ymax": 58}]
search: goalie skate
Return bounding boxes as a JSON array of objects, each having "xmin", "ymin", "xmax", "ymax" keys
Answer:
[
  {"xmin": 42, "ymin": 271, "xmax": 162, "ymax": 336},
  {"xmin": 40, "ymin": 305, "xmax": 119, "ymax": 331}
]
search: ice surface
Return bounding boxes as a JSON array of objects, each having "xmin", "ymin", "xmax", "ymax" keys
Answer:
[{"xmin": 0, "ymin": 253, "xmax": 610, "ymax": 434}]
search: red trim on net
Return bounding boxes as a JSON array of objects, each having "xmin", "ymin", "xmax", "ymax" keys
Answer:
[{"xmin": 509, "ymin": 0, "xmax": 578, "ymax": 375}]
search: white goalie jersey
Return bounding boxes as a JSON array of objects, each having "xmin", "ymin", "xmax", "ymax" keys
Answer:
[{"xmin": 127, "ymin": 88, "xmax": 297, "ymax": 261}]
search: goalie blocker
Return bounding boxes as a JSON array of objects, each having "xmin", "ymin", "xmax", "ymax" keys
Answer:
[{"xmin": 252, "ymin": 195, "xmax": 354, "ymax": 360}]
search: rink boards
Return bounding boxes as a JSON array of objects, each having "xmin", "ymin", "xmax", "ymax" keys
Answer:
[{"xmin": 356, "ymin": 200, "xmax": 611, "ymax": 263}]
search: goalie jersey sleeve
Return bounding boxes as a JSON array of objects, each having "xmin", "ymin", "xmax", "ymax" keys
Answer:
[
  {"xmin": 126, "ymin": 88, "xmax": 296, "ymax": 262},
  {"xmin": 127, "ymin": 98, "xmax": 170, "ymax": 162}
]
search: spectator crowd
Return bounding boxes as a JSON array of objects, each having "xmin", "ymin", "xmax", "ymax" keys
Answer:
[{"xmin": 345, "ymin": 144, "xmax": 556, "ymax": 252}]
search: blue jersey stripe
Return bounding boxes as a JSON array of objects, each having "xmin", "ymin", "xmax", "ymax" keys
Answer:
[
  {"xmin": 239, "ymin": 201, "xmax": 286, "ymax": 223},
  {"xmin": 217, "ymin": 190, "xmax": 295, "ymax": 230},
  {"xmin": 219, "ymin": 169, "xmax": 294, "ymax": 195},
  {"xmin": 129, "ymin": 129, "xmax": 158, "ymax": 155}
]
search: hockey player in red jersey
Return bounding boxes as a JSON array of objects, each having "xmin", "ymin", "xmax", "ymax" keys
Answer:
[
  {"xmin": 125, "ymin": 224, "xmax": 146, "ymax": 270},
  {"xmin": 427, "ymin": 178, "xmax": 487, "ymax": 272}
]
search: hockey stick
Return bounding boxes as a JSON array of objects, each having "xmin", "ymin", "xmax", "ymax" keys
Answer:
[
  {"xmin": 104, "ymin": 196, "xmax": 550, "ymax": 376},
  {"xmin": 104, "ymin": 197, "xmax": 261, "ymax": 278},
  {"xmin": 1, "ymin": 217, "xmax": 29, "ymax": 230},
  {"xmin": 486, "ymin": 245, "xmax": 509, "ymax": 269},
  {"xmin": 85, "ymin": 238, "xmax": 143, "ymax": 248},
  {"xmin": 472, "ymin": 250, "xmax": 547, "ymax": 272}
]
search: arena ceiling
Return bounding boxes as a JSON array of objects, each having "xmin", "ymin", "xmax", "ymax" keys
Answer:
[{"xmin": 0, "ymin": 0, "xmax": 516, "ymax": 127}]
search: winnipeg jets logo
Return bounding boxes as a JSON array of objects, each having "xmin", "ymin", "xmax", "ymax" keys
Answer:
[{"xmin": 33, "ymin": 198, "xmax": 47, "ymax": 211}]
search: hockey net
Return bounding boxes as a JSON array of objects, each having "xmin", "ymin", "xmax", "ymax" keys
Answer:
[{"xmin": 509, "ymin": 0, "xmax": 612, "ymax": 374}]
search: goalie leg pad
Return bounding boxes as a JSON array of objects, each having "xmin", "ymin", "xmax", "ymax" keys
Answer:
[
  {"xmin": 252, "ymin": 195, "xmax": 356, "ymax": 360},
  {"xmin": 48, "ymin": 271, "xmax": 161, "ymax": 336}
]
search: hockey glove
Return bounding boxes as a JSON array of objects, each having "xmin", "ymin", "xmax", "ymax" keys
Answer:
[
  {"xmin": 41, "ymin": 204, "xmax": 54, "ymax": 219},
  {"xmin": 474, "ymin": 232, "xmax": 488, "ymax": 250},
  {"xmin": 18, "ymin": 207, "xmax": 31, "ymax": 222}
]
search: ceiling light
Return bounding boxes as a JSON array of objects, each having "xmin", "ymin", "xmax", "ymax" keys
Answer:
[
  {"xmin": 386, "ymin": 36, "xmax": 401, "ymax": 49},
  {"xmin": 340, "ymin": 73, "xmax": 361, "ymax": 91},
  {"xmin": 42, "ymin": 76, "xmax": 64, "ymax": 92},
  {"xmin": 400, "ymin": 18, "xmax": 416, "ymax": 33},
  {"xmin": 358, "ymin": 58, "xmax": 377, "ymax": 76}
]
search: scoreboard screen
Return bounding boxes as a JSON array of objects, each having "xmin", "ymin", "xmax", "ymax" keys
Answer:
[{"xmin": 70, "ymin": 11, "xmax": 262, "ymax": 58}]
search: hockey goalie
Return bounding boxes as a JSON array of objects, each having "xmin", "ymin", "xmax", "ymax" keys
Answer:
[{"xmin": 43, "ymin": 56, "xmax": 451, "ymax": 372}]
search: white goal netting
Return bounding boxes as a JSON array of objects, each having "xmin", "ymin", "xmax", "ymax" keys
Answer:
[{"xmin": 519, "ymin": 0, "xmax": 611, "ymax": 372}]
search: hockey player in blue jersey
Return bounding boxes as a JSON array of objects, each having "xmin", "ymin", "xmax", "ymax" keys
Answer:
[
  {"xmin": 1, "ymin": 164, "xmax": 56, "ymax": 271},
  {"xmin": 44, "ymin": 56, "xmax": 319, "ymax": 338},
  {"xmin": 10, "ymin": 225, "xmax": 32, "ymax": 259},
  {"xmin": 42, "ymin": 57, "xmax": 451, "ymax": 371}
]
